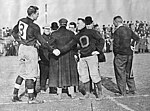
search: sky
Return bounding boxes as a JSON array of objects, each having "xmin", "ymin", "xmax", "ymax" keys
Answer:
[{"xmin": 0, "ymin": 0, "xmax": 150, "ymax": 29}]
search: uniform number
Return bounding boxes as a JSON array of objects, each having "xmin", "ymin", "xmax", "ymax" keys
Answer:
[
  {"xmin": 79, "ymin": 35, "xmax": 89, "ymax": 48},
  {"xmin": 18, "ymin": 21, "xmax": 28, "ymax": 40}
]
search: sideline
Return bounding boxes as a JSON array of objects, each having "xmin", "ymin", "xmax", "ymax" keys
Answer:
[
  {"xmin": 107, "ymin": 96, "xmax": 135, "ymax": 111},
  {"xmin": 0, "ymin": 94, "xmax": 149, "ymax": 106},
  {"xmin": 107, "ymin": 94, "xmax": 149, "ymax": 111}
]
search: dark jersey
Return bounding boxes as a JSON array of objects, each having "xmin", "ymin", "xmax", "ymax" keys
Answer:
[
  {"xmin": 76, "ymin": 28, "xmax": 104, "ymax": 57},
  {"xmin": 12, "ymin": 17, "xmax": 54, "ymax": 51},
  {"xmin": 60, "ymin": 27, "xmax": 104, "ymax": 58}
]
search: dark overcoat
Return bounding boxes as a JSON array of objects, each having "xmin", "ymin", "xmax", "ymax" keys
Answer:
[{"xmin": 48, "ymin": 26, "xmax": 78, "ymax": 87}]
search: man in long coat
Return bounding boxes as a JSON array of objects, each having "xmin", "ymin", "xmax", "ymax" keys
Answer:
[{"xmin": 49, "ymin": 18, "xmax": 78, "ymax": 99}]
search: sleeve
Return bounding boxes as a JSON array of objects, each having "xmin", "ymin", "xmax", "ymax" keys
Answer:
[
  {"xmin": 34, "ymin": 26, "xmax": 54, "ymax": 52},
  {"xmin": 92, "ymin": 30, "xmax": 103, "ymax": 40},
  {"xmin": 131, "ymin": 30, "xmax": 140, "ymax": 46},
  {"xmin": 59, "ymin": 34, "xmax": 78, "ymax": 53},
  {"xmin": 113, "ymin": 30, "xmax": 120, "ymax": 55},
  {"xmin": 12, "ymin": 21, "xmax": 22, "ymax": 43},
  {"xmin": 12, "ymin": 21, "xmax": 27, "ymax": 45},
  {"xmin": 91, "ymin": 30, "xmax": 105, "ymax": 52},
  {"xmin": 95, "ymin": 32, "xmax": 105, "ymax": 52}
]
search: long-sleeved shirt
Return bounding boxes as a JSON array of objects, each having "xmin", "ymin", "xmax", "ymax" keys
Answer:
[
  {"xmin": 12, "ymin": 17, "xmax": 54, "ymax": 52},
  {"xmin": 113, "ymin": 25, "xmax": 140, "ymax": 55}
]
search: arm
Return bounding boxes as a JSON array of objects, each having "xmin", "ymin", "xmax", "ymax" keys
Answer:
[
  {"xmin": 12, "ymin": 22, "xmax": 26, "ymax": 44},
  {"xmin": 59, "ymin": 35, "xmax": 78, "ymax": 53},
  {"xmin": 92, "ymin": 30, "xmax": 105, "ymax": 52},
  {"xmin": 113, "ymin": 30, "xmax": 120, "ymax": 55},
  {"xmin": 96, "ymin": 36, "xmax": 105, "ymax": 52},
  {"xmin": 131, "ymin": 30, "xmax": 140, "ymax": 46},
  {"xmin": 34, "ymin": 26, "xmax": 55, "ymax": 52}
]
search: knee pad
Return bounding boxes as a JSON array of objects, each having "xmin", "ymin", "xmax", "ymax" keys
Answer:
[
  {"xmin": 25, "ymin": 79, "xmax": 34, "ymax": 89},
  {"xmin": 15, "ymin": 76, "xmax": 24, "ymax": 85}
]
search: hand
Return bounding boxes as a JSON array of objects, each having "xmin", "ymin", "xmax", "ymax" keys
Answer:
[
  {"xmin": 74, "ymin": 55, "xmax": 79, "ymax": 62},
  {"xmin": 131, "ymin": 46, "xmax": 135, "ymax": 51},
  {"xmin": 53, "ymin": 49, "xmax": 60, "ymax": 56},
  {"xmin": 92, "ymin": 51, "xmax": 99, "ymax": 55}
]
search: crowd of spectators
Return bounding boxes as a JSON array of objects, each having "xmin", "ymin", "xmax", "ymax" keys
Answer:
[{"xmin": 0, "ymin": 20, "xmax": 150, "ymax": 56}]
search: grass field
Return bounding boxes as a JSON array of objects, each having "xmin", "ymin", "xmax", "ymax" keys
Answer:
[{"xmin": 0, "ymin": 52, "xmax": 150, "ymax": 111}]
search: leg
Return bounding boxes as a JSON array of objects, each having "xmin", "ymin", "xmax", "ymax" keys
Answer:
[
  {"xmin": 79, "ymin": 81, "xmax": 90, "ymax": 100},
  {"xmin": 68, "ymin": 86, "xmax": 76, "ymax": 98},
  {"xmin": 12, "ymin": 76, "xmax": 24, "ymax": 102},
  {"xmin": 126, "ymin": 55, "xmax": 136, "ymax": 94},
  {"xmin": 95, "ymin": 81, "xmax": 106, "ymax": 100},
  {"xmin": 78, "ymin": 57, "xmax": 90, "ymax": 100},
  {"xmin": 57, "ymin": 87, "xmax": 62, "ymax": 99},
  {"xmin": 88, "ymin": 56, "xmax": 104, "ymax": 99},
  {"xmin": 39, "ymin": 62, "xmax": 49, "ymax": 93},
  {"xmin": 114, "ymin": 54, "xmax": 127, "ymax": 96},
  {"xmin": 25, "ymin": 79, "xmax": 43, "ymax": 104}
]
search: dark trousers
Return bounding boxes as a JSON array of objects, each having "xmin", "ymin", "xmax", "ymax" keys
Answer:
[
  {"xmin": 114, "ymin": 54, "xmax": 136, "ymax": 95},
  {"xmin": 39, "ymin": 61, "xmax": 49, "ymax": 91}
]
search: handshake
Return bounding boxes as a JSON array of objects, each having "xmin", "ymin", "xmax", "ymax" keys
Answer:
[{"xmin": 52, "ymin": 49, "xmax": 61, "ymax": 56}]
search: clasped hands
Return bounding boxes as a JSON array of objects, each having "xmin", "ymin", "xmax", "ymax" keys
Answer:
[{"xmin": 52, "ymin": 49, "xmax": 61, "ymax": 56}]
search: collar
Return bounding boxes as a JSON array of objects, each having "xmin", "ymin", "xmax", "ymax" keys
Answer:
[
  {"xmin": 79, "ymin": 27, "xmax": 86, "ymax": 32},
  {"xmin": 116, "ymin": 24, "xmax": 123, "ymax": 30},
  {"xmin": 59, "ymin": 26, "xmax": 66, "ymax": 29},
  {"xmin": 114, "ymin": 24, "xmax": 123, "ymax": 32},
  {"xmin": 27, "ymin": 16, "xmax": 34, "ymax": 23}
]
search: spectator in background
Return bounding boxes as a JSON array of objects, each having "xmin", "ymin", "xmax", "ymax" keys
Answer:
[
  {"xmin": 68, "ymin": 21, "xmax": 79, "ymax": 93},
  {"xmin": 102, "ymin": 25, "xmax": 106, "ymax": 34},
  {"xmin": 69, "ymin": 22, "xmax": 77, "ymax": 34},
  {"xmin": 50, "ymin": 22, "xmax": 59, "ymax": 33},
  {"xmin": 39, "ymin": 25, "xmax": 52, "ymax": 94},
  {"xmin": 93, "ymin": 24, "xmax": 101, "ymax": 33}
]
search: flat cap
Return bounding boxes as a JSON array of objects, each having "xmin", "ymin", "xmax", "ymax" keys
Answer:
[
  {"xmin": 85, "ymin": 16, "xmax": 93, "ymax": 25},
  {"xmin": 59, "ymin": 18, "xmax": 68, "ymax": 25}
]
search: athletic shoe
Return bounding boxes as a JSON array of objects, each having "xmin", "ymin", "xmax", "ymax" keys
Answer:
[
  {"xmin": 28, "ymin": 99, "xmax": 44, "ymax": 104},
  {"xmin": 12, "ymin": 96, "xmax": 22, "ymax": 102}
]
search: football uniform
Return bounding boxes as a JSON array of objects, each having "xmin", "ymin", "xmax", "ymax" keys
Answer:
[{"xmin": 12, "ymin": 17, "xmax": 53, "ymax": 79}]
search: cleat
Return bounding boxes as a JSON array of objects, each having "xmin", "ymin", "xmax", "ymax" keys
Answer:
[
  {"xmin": 12, "ymin": 96, "xmax": 22, "ymax": 102},
  {"xmin": 19, "ymin": 92, "xmax": 28, "ymax": 99},
  {"xmin": 28, "ymin": 99, "xmax": 44, "ymax": 104}
]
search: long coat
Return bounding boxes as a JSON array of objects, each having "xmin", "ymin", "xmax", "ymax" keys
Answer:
[{"xmin": 48, "ymin": 26, "xmax": 78, "ymax": 87}]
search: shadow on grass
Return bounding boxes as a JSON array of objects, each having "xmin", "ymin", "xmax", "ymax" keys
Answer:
[{"xmin": 101, "ymin": 76, "xmax": 120, "ymax": 93}]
